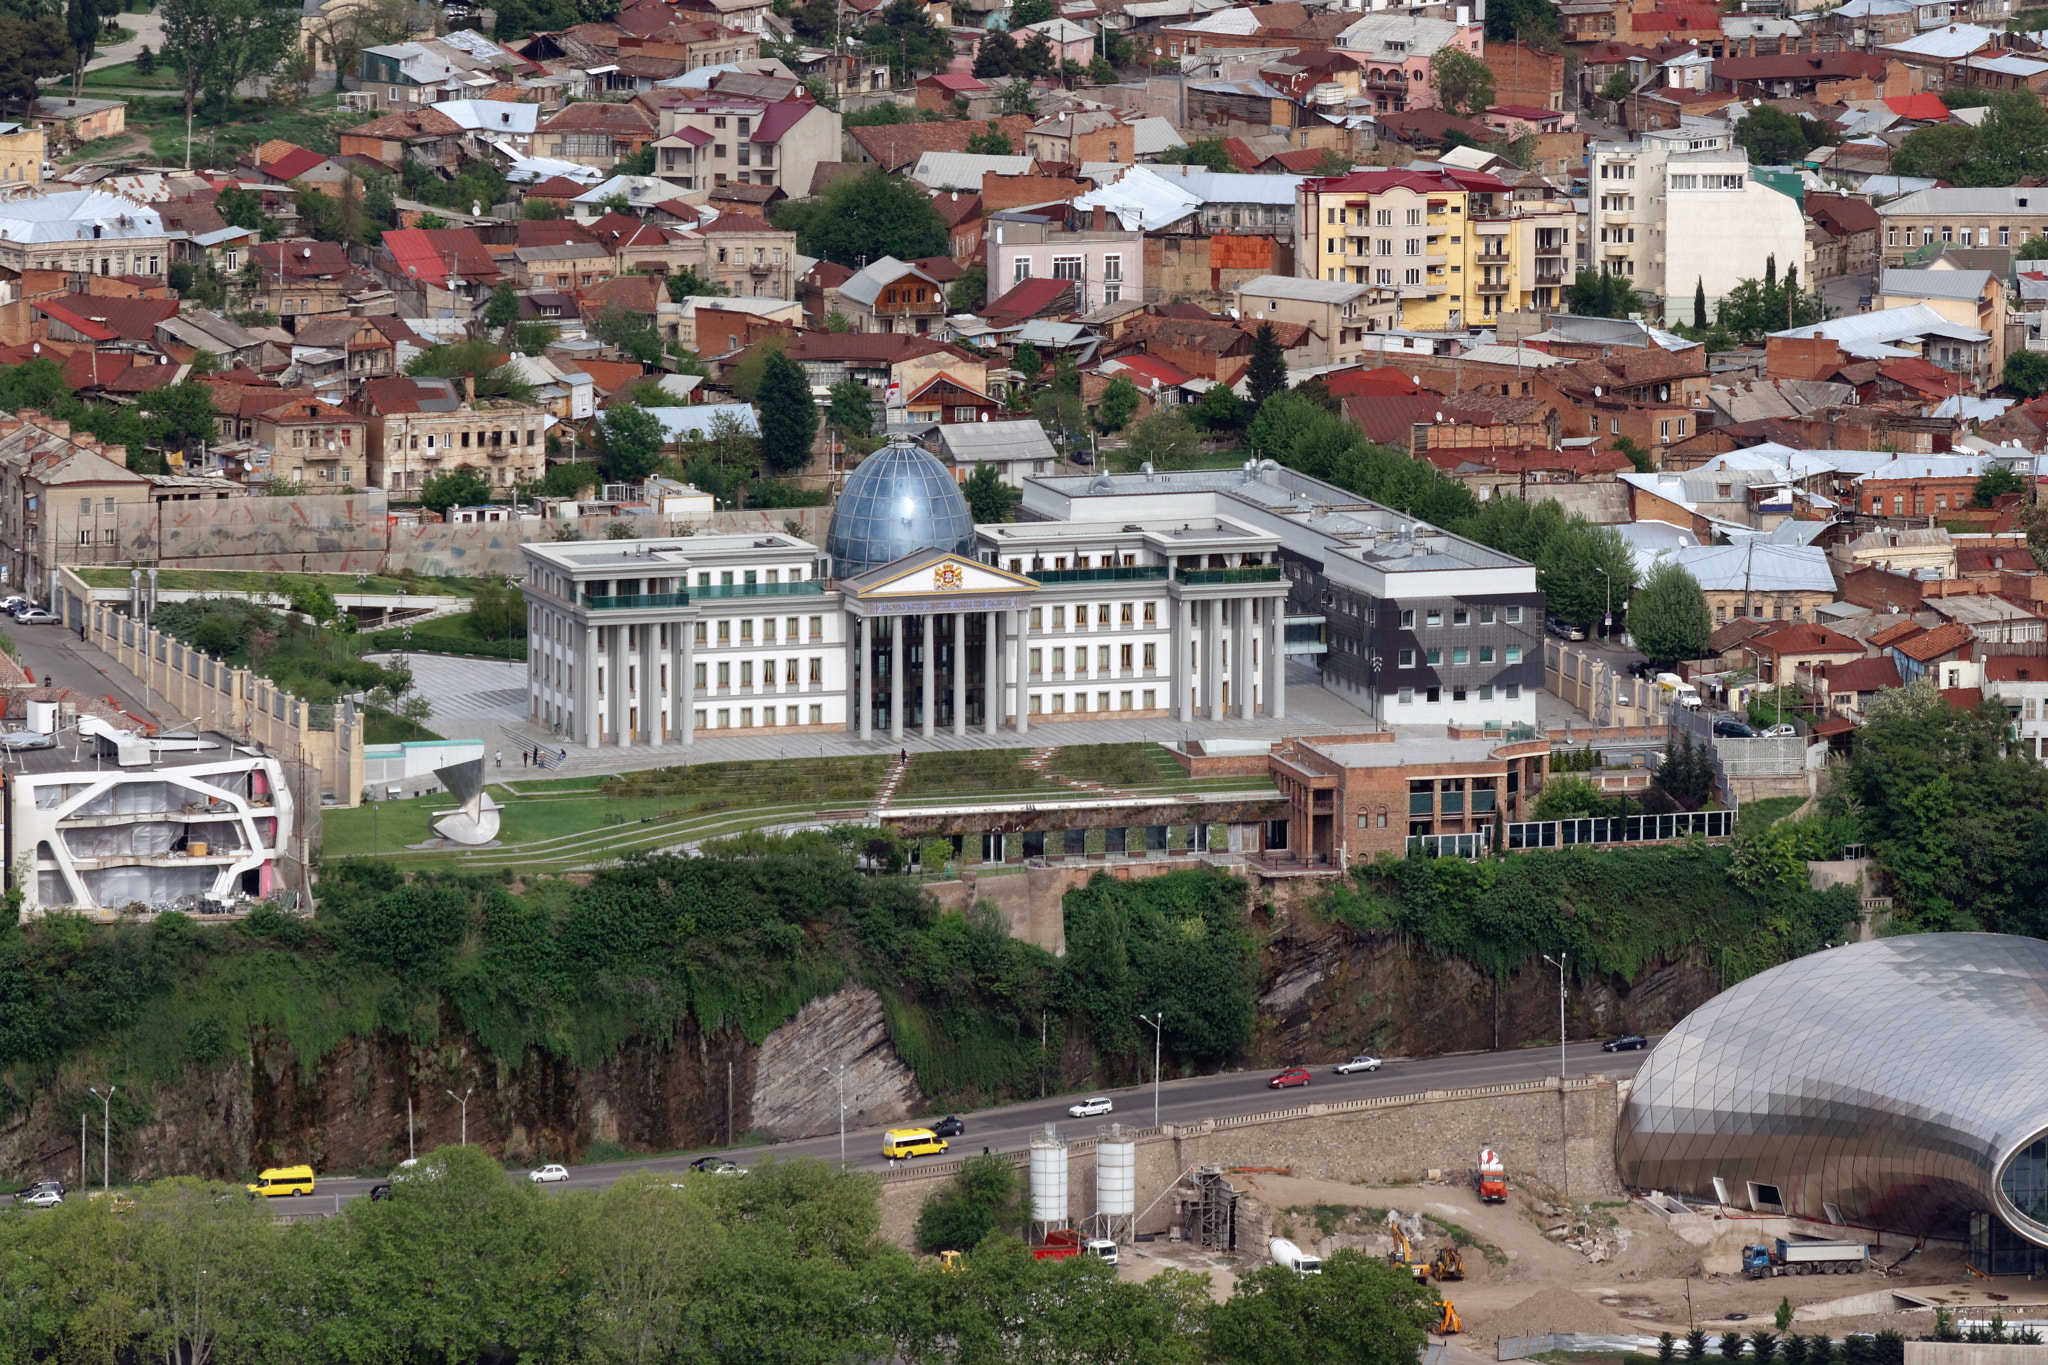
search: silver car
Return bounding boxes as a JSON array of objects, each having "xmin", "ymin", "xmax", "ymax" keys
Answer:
[
  {"xmin": 1334, "ymin": 1055, "xmax": 1382, "ymax": 1075},
  {"xmin": 1068, "ymin": 1096, "xmax": 1113, "ymax": 1118}
]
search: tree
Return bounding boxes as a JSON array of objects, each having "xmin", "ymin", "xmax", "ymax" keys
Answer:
[
  {"xmin": 1189, "ymin": 381, "xmax": 1245, "ymax": 432},
  {"xmin": 215, "ymin": 185, "xmax": 266, "ymax": 232},
  {"xmin": 1613, "ymin": 436, "xmax": 1653, "ymax": 474},
  {"xmin": 0, "ymin": 17, "xmax": 73, "ymax": 117},
  {"xmin": 756, "ymin": 350, "xmax": 818, "ymax": 474},
  {"xmin": 913, "ymin": 1152, "xmax": 1027, "ymax": 1252},
  {"xmin": 1631, "ymin": 562, "xmax": 1713, "ymax": 667},
  {"xmin": 1157, "ymin": 137, "xmax": 1232, "ymax": 172},
  {"xmin": 1598, "ymin": 69, "xmax": 1632, "ymax": 102},
  {"xmin": 860, "ymin": 0, "xmax": 951, "ymax": 84},
  {"xmin": 827, "ymin": 379, "xmax": 877, "ymax": 438},
  {"xmin": 1892, "ymin": 122, "xmax": 1979, "ymax": 182},
  {"xmin": 1653, "ymin": 733, "xmax": 1713, "ymax": 809},
  {"xmin": 792, "ymin": 168, "xmax": 950, "ymax": 268},
  {"xmin": 947, "ymin": 265, "xmax": 987, "ymax": 314},
  {"xmin": 1694, "ymin": 277, "xmax": 1707, "ymax": 330},
  {"xmin": 599, "ymin": 405, "xmax": 666, "ymax": 481},
  {"xmin": 1532, "ymin": 774, "xmax": 1605, "ymax": 820},
  {"xmin": 1012, "ymin": 340, "xmax": 1042, "ymax": 385},
  {"xmin": 1733, "ymin": 105, "xmax": 1812, "ymax": 165},
  {"xmin": 1564, "ymin": 269, "xmax": 1649, "ymax": 319},
  {"xmin": 1311, "ymin": 148, "xmax": 1353, "ymax": 176},
  {"xmin": 406, "ymin": 339, "xmax": 537, "ymax": 404},
  {"xmin": 962, "ymin": 462, "xmax": 1019, "ymax": 522},
  {"xmin": 2007, "ymin": 350, "xmax": 2048, "ymax": 398},
  {"xmin": 1209, "ymin": 1249, "xmax": 1440, "ymax": 1365},
  {"xmin": 1428, "ymin": 46, "xmax": 1495, "ymax": 117},
  {"xmin": 1116, "ymin": 408, "xmax": 1204, "ymax": 470},
  {"xmin": 420, "ymin": 466, "xmax": 492, "ymax": 513},
  {"xmin": 1974, "ymin": 463, "xmax": 2027, "ymax": 507},
  {"xmin": 134, "ymin": 43, "xmax": 156, "ymax": 75},
  {"xmin": 1536, "ymin": 519, "xmax": 1636, "ymax": 627},
  {"xmin": 1485, "ymin": 0, "xmax": 1560, "ymax": 45},
  {"xmin": 592, "ymin": 304, "xmax": 665, "ymax": 366},
  {"xmin": 965, "ymin": 121, "xmax": 1012, "ymax": 155},
  {"xmin": 1094, "ymin": 375, "xmax": 1140, "ymax": 433},
  {"xmin": 512, "ymin": 321, "xmax": 559, "ymax": 356},
  {"xmin": 159, "ymin": 0, "xmax": 300, "ymax": 138},
  {"xmin": 483, "ymin": 280, "xmax": 521, "ymax": 339},
  {"xmin": 1245, "ymin": 322, "xmax": 1287, "ymax": 409}
]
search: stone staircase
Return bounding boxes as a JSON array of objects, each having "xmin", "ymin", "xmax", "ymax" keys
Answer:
[{"xmin": 867, "ymin": 752, "xmax": 911, "ymax": 818}]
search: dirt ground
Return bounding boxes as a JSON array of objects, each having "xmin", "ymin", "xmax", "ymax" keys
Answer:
[{"xmin": 1109, "ymin": 1171, "xmax": 1999, "ymax": 1339}]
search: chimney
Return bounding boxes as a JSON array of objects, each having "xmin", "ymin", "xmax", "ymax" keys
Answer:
[{"xmin": 463, "ymin": 373, "xmax": 476, "ymax": 406}]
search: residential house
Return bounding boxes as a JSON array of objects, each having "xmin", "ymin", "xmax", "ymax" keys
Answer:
[
  {"xmin": 375, "ymin": 226, "xmax": 504, "ymax": 320},
  {"xmin": 904, "ymin": 372, "xmax": 1001, "ymax": 424},
  {"xmin": 1860, "ymin": 455, "xmax": 2012, "ymax": 520},
  {"xmin": 696, "ymin": 212, "xmax": 798, "ymax": 298},
  {"xmin": 252, "ymin": 240, "xmax": 375, "ymax": 319},
  {"xmin": 252, "ymin": 399, "xmax": 370, "ymax": 488},
  {"xmin": 0, "ymin": 191, "xmax": 167, "ymax": 282},
  {"xmin": 0, "ymin": 411, "xmax": 153, "ymax": 593},
  {"xmin": 1878, "ymin": 266, "xmax": 2007, "ymax": 373},
  {"xmin": 338, "ymin": 107, "xmax": 466, "ymax": 171},
  {"xmin": 1884, "ymin": 620, "xmax": 1976, "ymax": 687},
  {"xmin": 1807, "ymin": 192, "xmax": 1881, "ymax": 280},
  {"xmin": 665, "ymin": 0, "xmax": 775, "ymax": 35},
  {"xmin": 512, "ymin": 241, "xmax": 616, "ymax": 290},
  {"xmin": 1668, "ymin": 541, "xmax": 1839, "ymax": 625},
  {"xmin": 0, "ymin": 122, "xmax": 44, "ymax": 186},
  {"xmin": 289, "ymin": 315, "xmax": 410, "ymax": 386},
  {"xmin": 1877, "ymin": 185, "xmax": 2048, "ymax": 267},
  {"xmin": 1233, "ymin": 275, "xmax": 1379, "ymax": 367},
  {"xmin": 648, "ymin": 95, "xmax": 840, "ymax": 197},
  {"xmin": 359, "ymin": 375, "xmax": 549, "ymax": 493},
  {"xmin": 1812, "ymin": 654, "xmax": 1903, "ymax": 720},
  {"xmin": 1328, "ymin": 14, "xmax": 1484, "ymax": 114},
  {"xmin": 1293, "ymin": 166, "xmax": 1512, "ymax": 332},
  {"xmin": 537, "ymin": 100, "xmax": 659, "ymax": 172},
  {"xmin": 934, "ymin": 419, "xmax": 1059, "ymax": 487},
  {"xmin": 29, "ymin": 97, "xmax": 125, "ymax": 147},
  {"xmin": 1741, "ymin": 621, "xmax": 1865, "ymax": 684},
  {"xmin": 778, "ymin": 332, "xmax": 989, "ymax": 404},
  {"xmin": 831, "ymin": 256, "xmax": 949, "ymax": 335}
]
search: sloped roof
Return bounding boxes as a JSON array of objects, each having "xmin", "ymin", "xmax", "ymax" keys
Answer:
[
  {"xmin": 1749, "ymin": 622, "xmax": 1862, "ymax": 656},
  {"xmin": 1893, "ymin": 622, "xmax": 1972, "ymax": 661},
  {"xmin": 1823, "ymin": 656, "xmax": 1903, "ymax": 691}
]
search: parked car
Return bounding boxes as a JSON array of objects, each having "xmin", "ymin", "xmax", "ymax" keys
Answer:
[
  {"xmin": 931, "ymin": 1116, "xmax": 965, "ymax": 1138},
  {"xmin": 688, "ymin": 1157, "xmax": 747, "ymax": 1176},
  {"xmin": 368, "ymin": 1182, "xmax": 392, "ymax": 1201},
  {"xmin": 1068, "ymin": 1096, "xmax": 1113, "ymax": 1118},
  {"xmin": 15, "ymin": 1180, "xmax": 64, "ymax": 1208},
  {"xmin": 1760, "ymin": 723, "xmax": 1797, "ymax": 738},
  {"xmin": 16, "ymin": 609, "xmax": 58, "ymax": 625},
  {"xmin": 1547, "ymin": 615, "xmax": 1587, "ymax": 641},
  {"xmin": 529, "ymin": 1164, "xmax": 569, "ymax": 1184},
  {"xmin": 1603, "ymin": 1034, "xmax": 1650, "ymax": 1052},
  {"xmin": 1713, "ymin": 718, "xmax": 1759, "ymax": 739},
  {"xmin": 1268, "ymin": 1068, "xmax": 1312, "ymax": 1089},
  {"xmin": 1334, "ymin": 1055, "xmax": 1381, "ymax": 1075}
]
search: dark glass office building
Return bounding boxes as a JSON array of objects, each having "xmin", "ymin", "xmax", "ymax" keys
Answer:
[{"xmin": 1616, "ymin": 934, "xmax": 2048, "ymax": 1272}]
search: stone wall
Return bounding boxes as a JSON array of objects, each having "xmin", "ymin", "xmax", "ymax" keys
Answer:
[{"xmin": 877, "ymin": 1074, "xmax": 1623, "ymax": 1248}]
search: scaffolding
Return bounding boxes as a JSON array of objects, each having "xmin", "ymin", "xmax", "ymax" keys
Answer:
[{"xmin": 1184, "ymin": 1165, "xmax": 1237, "ymax": 1250}]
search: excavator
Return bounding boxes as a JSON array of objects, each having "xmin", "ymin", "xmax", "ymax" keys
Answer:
[
  {"xmin": 1385, "ymin": 1218, "xmax": 1431, "ymax": 1281},
  {"xmin": 1430, "ymin": 1244, "xmax": 1466, "ymax": 1281},
  {"xmin": 1436, "ymin": 1299, "xmax": 1463, "ymax": 1335}
]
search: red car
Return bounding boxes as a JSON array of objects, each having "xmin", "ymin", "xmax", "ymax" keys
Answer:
[{"xmin": 1268, "ymin": 1068, "xmax": 1312, "ymax": 1089}]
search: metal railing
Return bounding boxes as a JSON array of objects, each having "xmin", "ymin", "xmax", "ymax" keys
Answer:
[
  {"xmin": 1176, "ymin": 566, "xmax": 1282, "ymax": 585},
  {"xmin": 1503, "ymin": 809, "xmax": 1734, "ymax": 850},
  {"xmin": 1030, "ymin": 565, "xmax": 1169, "ymax": 584},
  {"xmin": 693, "ymin": 581, "xmax": 826, "ymax": 599},
  {"xmin": 584, "ymin": 591, "xmax": 691, "ymax": 610},
  {"xmin": 1408, "ymin": 830, "xmax": 1492, "ymax": 858}
]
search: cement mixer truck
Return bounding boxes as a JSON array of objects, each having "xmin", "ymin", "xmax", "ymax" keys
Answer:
[{"xmin": 1476, "ymin": 1148, "xmax": 1507, "ymax": 1203}]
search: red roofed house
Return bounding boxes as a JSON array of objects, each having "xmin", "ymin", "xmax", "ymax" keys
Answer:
[
  {"xmin": 536, "ymin": 99, "xmax": 659, "ymax": 172},
  {"xmin": 915, "ymin": 72, "xmax": 990, "ymax": 111},
  {"xmin": 32, "ymin": 295, "xmax": 179, "ymax": 344},
  {"xmin": 1887, "ymin": 621, "xmax": 1976, "ymax": 688},
  {"xmin": 252, "ymin": 399, "xmax": 370, "ymax": 488},
  {"xmin": 1741, "ymin": 622, "xmax": 1864, "ymax": 684},
  {"xmin": 649, "ymin": 95, "xmax": 841, "ymax": 200},
  {"xmin": 375, "ymin": 227, "xmax": 504, "ymax": 321},
  {"xmin": 1883, "ymin": 92, "xmax": 1951, "ymax": 122},
  {"xmin": 1811, "ymin": 654, "xmax": 1903, "ymax": 720},
  {"xmin": 905, "ymin": 372, "xmax": 1001, "ymax": 424},
  {"xmin": 980, "ymin": 276, "xmax": 1078, "ymax": 328},
  {"xmin": 697, "ymin": 211, "xmax": 800, "ymax": 299},
  {"xmin": 252, "ymin": 239, "xmax": 374, "ymax": 319},
  {"xmin": 338, "ymin": 108, "xmax": 467, "ymax": 172},
  {"xmin": 1709, "ymin": 51, "xmax": 1915, "ymax": 102}
]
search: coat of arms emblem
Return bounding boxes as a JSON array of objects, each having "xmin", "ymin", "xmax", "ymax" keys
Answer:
[{"xmin": 934, "ymin": 562, "xmax": 964, "ymax": 590}]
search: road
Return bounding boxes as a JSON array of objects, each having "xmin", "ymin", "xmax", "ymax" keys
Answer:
[
  {"xmin": 4, "ymin": 619, "xmax": 157, "ymax": 725},
  {"xmin": 288, "ymin": 1039, "xmax": 1651, "ymax": 1211}
]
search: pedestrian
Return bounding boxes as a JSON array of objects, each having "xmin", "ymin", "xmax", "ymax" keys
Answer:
[
  {"xmin": 559, "ymin": 747, "xmax": 567, "ymax": 764},
  {"xmin": 495, "ymin": 750, "xmax": 502, "ymax": 769},
  {"xmin": 900, "ymin": 748, "xmax": 907, "ymax": 764},
  {"xmin": 521, "ymin": 749, "xmax": 528, "ymax": 768}
]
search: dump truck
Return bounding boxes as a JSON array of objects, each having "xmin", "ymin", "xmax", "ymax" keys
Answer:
[
  {"xmin": 1270, "ymin": 1237, "xmax": 1322, "ymax": 1275},
  {"xmin": 1031, "ymin": 1229, "xmax": 1119, "ymax": 1264},
  {"xmin": 1476, "ymin": 1148, "xmax": 1507, "ymax": 1203},
  {"xmin": 1741, "ymin": 1239, "xmax": 1869, "ymax": 1278}
]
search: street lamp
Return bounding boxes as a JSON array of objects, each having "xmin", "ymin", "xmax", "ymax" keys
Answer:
[
  {"xmin": 822, "ymin": 1063, "xmax": 848, "ymax": 1167},
  {"xmin": 1136, "ymin": 1012, "xmax": 1164, "ymax": 1127},
  {"xmin": 87, "ymin": 1085, "xmax": 114, "ymax": 1189},
  {"xmin": 1593, "ymin": 566, "xmax": 1612, "ymax": 639},
  {"xmin": 446, "ymin": 1087, "xmax": 472, "ymax": 1146}
]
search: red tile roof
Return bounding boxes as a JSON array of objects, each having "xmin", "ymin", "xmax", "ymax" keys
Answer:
[
  {"xmin": 525, "ymin": 176, "xmax": 590, "ymax": 199},
  {"xmin": 1325, "ymin": 365, "xmax": 1422, "ymax": 398},
  {"xmin": 382, "ymin": 227, "xmax": 502, "ymax": 285},
  {"xmin": 982, "ymin": 276, "xmax": 1074, "ymax": 324},
  {"xmin": 1985, "ymin": 655, "xmax": 2048, "ymax": 683},
  {"xmin": 1817, "ymin": 656, "xmax": 1901, "ymax": 692},
  {"xmin": 264, "ymin": 146, "xmax": 328, "ymax": 181},
  {"xmin": 700, "ymin": 211, "xmax": 776, "ymax": 233},
  {"xmin": 1103, "ymin": 352, "xmax": 1192, "ymax": 387},
  {"xmin": 1892, "ymin": 622, "xmax": 1972, "ymax": 661},
  {"xmin": 34, "ymin": 295, "xmax": 178, "ymax": 342},
  {"xmin": 1884, "ymin": 93, "xmax": 1950, "ymax": 121},
  {"xmin": 1748, "ymin": 622, "xmax": 1862, "ymax": 656},
  {"xmin": 347, "ymin": 108, "xmax": 463, "ymax": 140},
  {"xmin": 1868, "ymin": 620, "xmax": 1925, "ymax": 649}
]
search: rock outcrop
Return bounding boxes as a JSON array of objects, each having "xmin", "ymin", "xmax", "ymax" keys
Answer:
[{"xmin": 749, "ymin": 986, "xmax": 927, "ymax": 1140}]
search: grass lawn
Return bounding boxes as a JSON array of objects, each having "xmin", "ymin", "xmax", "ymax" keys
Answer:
[
  {"xmin": 600, "ymin": 756, "xmax": 885, "ymax": 807},
  {"xmin": 75, "ymin": 568, "xmax": 476, "ymax": 596},
  {"xmin": 1048, "ymin": 741, "xmax": 1182, "ymax": 788},
  {"xmin": 364, "ymin": 611, "xmax": 526, "ymax": 661},
  {"xmin": 1739, "ymin": 795, "xmax": 1807, "ymax": 828},
  {"xmin": 78, "ymin": 60, "xmax": 183, "ymax": 90},
  {"xmin": 361, "ymin": 705, "xmax": 445, "ymax": 745},
  {"xmin": 896, "ymin": 748, "xmax": 1057, "ymax": 801}
]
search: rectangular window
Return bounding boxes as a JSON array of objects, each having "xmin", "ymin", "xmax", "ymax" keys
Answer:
[
  {"xmin": 1425, "ymin": 648, "xmax": 1442, "ymax": 666},
  {"xmin": 809, "ymin": 657, "xmax": 822, "ymax": 683},
  {"xmin": 1052, "ymin": 255, "xmax": 1083, "ymax": 281},
  {"xmin": 1452, "ymin": 648, "xmax": 1468, "ymax": 665},
  {"xmin": 694, "ymin": 662, "xmax": 706, "ymax": 688},
  {"xmin": 1505, "ymin": 647, "xmax": 1522, "ymax": 664},
  {"xmin": 810, "ymin": 615, "xmax": 823, "ymax": 639},
  {"xmin": 1143, "ymin": 642, "xmax": 1156, "ymax": 668},
  {"xmin": 1398, "ymin": 687, "xmax": 1414, "ymax": 705},
  {"xmin": 809, "ymin": 705, "xmax": 823, "ymax": 725},
  {"xmin": 1052, "ymin": 647, "xmax": 1065, "ymax": 674},
  {"xmin": 1029, "ymin": 648, "xmax": 1042, "ymax": 675},
  {"xmin": 717, "ymin": 662, "xmax": 731, "ymax": 686},
  {"xmin": 740, "ymin": 661, "xmax": 754, "ymax": 686},
  {"xmin": 1398, "ymin": 648, "xmax": 1415, "ymax": 667},
  {"xmin": 1505, "ymin": 606, "xmax": 1522, "ymax": 624},
  {"xmin": 1142, "ymin": 689, "xmax": 1156, "ymax": 709},
  {"xmin": 739, "ymin": 708, "xmax": 753, "ymax": 727},
  {"xmin": 1505, "ymin": 684, "xmax": 1521, "ymax": 699},
  {"xmin": 1479, "ymin": 646, "xmax": 1494, "ymax": 663},
  {"xmin": 1425, "ymin": 610, "xmax": 1442, "ymax": 627},
  {"xmin": 1401, "ymin": 609, "xmax": 1415, "ymax": 628}
]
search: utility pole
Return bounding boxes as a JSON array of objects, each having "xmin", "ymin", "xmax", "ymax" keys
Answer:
[
  {"xmin": 88, "ymin": 1086, "xmax": 114, "ymax": 1188},
  {"xmin": 822, "ymin": 1062, "xmax": 848, "ymax": 1167},
  {"xmin": 1137, "ymin": 1012, "xmax": 1164, "ymax": 1127}
]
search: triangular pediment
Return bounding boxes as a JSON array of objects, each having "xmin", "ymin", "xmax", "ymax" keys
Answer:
[{"xmin": 850, "ymin": 551, "xmax": 1038, "ymax": 598}]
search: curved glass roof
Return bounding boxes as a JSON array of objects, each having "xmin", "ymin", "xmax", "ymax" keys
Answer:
[
  {"xmin": 824, "ymin": 438, "xmax": 975, "ymax": 577},
  {"xmin": 1617, "ymin": 933, "xmax": 2048, "ymax": 1244}
]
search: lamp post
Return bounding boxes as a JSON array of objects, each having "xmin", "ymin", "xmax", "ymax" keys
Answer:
[
  {"xmin": 446, "ymin": 1087, "xmax": 472, "ymax": 1146},
  {"xmin": 1594, "ymin": 566, "xmax": 1612, "ymax": 641},
  {"xmin": 87, "ymin": 1085, "xmax": 114, "ymax": 1189},
  {"xmin": 1136, "ymin": 1012, "xmax": 1164, "ymax": 1127},
  {"xmin": 1541, "ymin": 952, "xmax": 1568, "ymax": 1200}
]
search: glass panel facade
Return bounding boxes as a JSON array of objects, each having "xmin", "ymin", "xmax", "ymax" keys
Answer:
[{"xmin": 824, "ymin": 438, "xmax": 975, "ymax": 575}]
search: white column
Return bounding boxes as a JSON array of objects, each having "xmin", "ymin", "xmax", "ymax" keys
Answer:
[
  {"xmin": 1204, "ymin": 599, "xmax": 1224, "ymax": 721},
  {"xmin": 984, "ymin": 610, "xmax": 1000, "ymax": 736},
  {"xmin": 847, "ymin": 615, "xmax": 861, "ymax": 736},
  {"xmin": 1234, "ymin": 599, "xmax": 1253, "ymax": 721},
  {"xmin": 1015, "ymin": 609, "xmax": 1030, "ymax": 736},
  {"xmin": 607, "ymin": 625, "xmax": 627, "ymax": 745},
  {"xmin": 677, "ymin": 622, "xmax": 694, "ymax": 746},
  {"xmin": 639, "ymin": 623, "xmax": 659, "ymax": 744},
  {"xmin": 858, "ymin": 617, "xmax": 872, "ymax": 741},
  {"xmin": 921, "ymin": 612, "xmax": 936, "ymax": 740},
  {"xmin": 952, "ymin": 612, "xmax": 967, "ymax": 738},
  {"xmin": 890, "ymin": 615, "xmax": 904, "ymax": 743},
  {"xmin": 1173, "ymin": 595, "xmax": 1190, "ymax": 723},
  {"xmin": 579, "ymin": 622, "xmax": 600, "ymax": 748}
]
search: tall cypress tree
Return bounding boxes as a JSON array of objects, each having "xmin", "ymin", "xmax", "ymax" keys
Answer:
[
  {"xmin": 1245, "ymin": 321, "xmax": 1287, "ymax": 409},
  {"xmin": 756, "ymin": 350, "xmax": 819, "ymax": 474},
  {"xmin": 1694, "ymin": 277, "xmax": 1707, "ymax": 330}
]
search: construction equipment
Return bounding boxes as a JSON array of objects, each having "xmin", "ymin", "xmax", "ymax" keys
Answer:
[
  {"xmin": 1430, "ymin": 1244, "xmax": 1466, "ymax": 1281},
  {"xmin": 1741, "ymin": 1239, "xmax": 1869, "ymax": 1278},
  {"xmin": 1476, "ymin": 1147, "xmax": 1507, "ymax": 1203},
  {"xmin": 1436, "ymin": 1299, "xmax": 1463, "ymax": 1335},
  {"xmin": 937, "ymin": 1250, "xmax": 963, "ymax": 1272},
  {"xmin": 1385, "ymin": 1214, "xmax": 1430, "ymax": 1281}
]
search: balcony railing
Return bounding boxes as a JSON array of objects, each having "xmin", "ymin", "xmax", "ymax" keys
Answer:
[
  {"xmin": 1031, "ymin": 565, "xmax": 1169, "ymax": 584},
  {"xmin": 693, "ymin": 581, "xmax": 826, "ymax": 599},
  {"xmin": 1176, "ymin": 565, "xmax": 1282, "ymax": 585},
  {"xmin": 585, "ymin": 591, "xmax": 690, "ymax": 610}
]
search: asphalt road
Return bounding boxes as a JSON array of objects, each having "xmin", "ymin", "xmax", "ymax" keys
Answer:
[{"xmin": 287, "ymin": 1039, "xmax": 1651, "ymax": 1212}]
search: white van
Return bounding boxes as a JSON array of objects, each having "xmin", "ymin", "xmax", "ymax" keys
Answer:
[
  {"xmin": 1655, "ymin": 673, "xmax": 1702, "ymax": 710},
  {"xmin": 1270, "ymin": 1236, "xmax": 1322, "ymax": 1274}
]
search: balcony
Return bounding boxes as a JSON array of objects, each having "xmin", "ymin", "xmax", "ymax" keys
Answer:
[
  {"xmin": 1031, "ymin": 565, "xmax": 1169, "ymax": 584},
  {"xmin": 1426, "ymin": 253, "xmax": 1448, "ymax": 267},
  {"xmin": 1475, "ymin": 251, "xmax": 1509, "ymax": 264},
  {"xmin": 694, "ymin": 580, "xmax": 826, "ymax": 598},
  {"xmin": 585, "ymin": 591, "xmax": 690, "ymax": 610},
  {"xmin": 1475, "ymin": 278, "xmax": 1509, "ymax": 294},
  {"xmin": 1176, "ymin": 565, "xmax": 1282, "ymax": 585},
  {"xmin": 1344, "ymin": 253, "xmax": 1372, "ymax": 268}
]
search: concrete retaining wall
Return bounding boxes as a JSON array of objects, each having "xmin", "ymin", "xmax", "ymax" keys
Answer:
[{"xmin": 876, "ymin": 1073, "xmax": 1622, "ymax": 1247}]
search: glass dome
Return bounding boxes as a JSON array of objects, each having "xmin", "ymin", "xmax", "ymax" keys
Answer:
[{"xmin": 825, "ymin": 437, "xmax": 976, "ymax": 577}]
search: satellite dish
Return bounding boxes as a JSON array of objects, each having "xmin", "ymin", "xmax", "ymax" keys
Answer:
[
  {"xmin": 302, "ymin": 246, "xmax": 311, "ymax": 258},
  {"xmin": 1435, "ymin": 411, "xmax": 1443, "ymax": 421},
  {"xmin": 1594, "ymin": 386, "xmax": 1603, "ymax": 396}
]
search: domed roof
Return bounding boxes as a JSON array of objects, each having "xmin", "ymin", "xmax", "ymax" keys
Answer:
[
  {"xmin": 1618, "ymin": 933, "xmax": 2048, "ymax": 1245},
  {"xmin": 825, "ymin": 437, "xmax": 975, "ymax": 577}
]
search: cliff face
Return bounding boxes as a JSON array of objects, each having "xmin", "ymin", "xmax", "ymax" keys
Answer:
[{"xmin": 0, "ymin": 914, "xmax": 1716, "ymax": 1184}]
